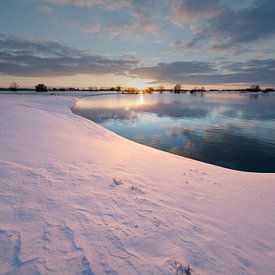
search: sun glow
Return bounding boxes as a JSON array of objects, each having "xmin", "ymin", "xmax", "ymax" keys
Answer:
[{"xmin": 126, "ymin": 78, "xmax": 149, "ymax": 90}]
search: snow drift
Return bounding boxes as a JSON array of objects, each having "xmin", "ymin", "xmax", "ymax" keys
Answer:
[{"xmin": 0, "ymin": 94, "xmax": 275, "ymax": 274}]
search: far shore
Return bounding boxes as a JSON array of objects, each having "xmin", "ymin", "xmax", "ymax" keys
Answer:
[{"xmin": 1, "ymin": 87, "xmax": 275, "ymax": 96}]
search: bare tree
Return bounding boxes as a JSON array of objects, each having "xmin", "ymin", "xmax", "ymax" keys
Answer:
[
  {"xmin": 174, "ymin": 83, "xmax": 181, "ymax": 93},
  {"xmin": 158, "ymin": 85, "xmax": 165, "ymax": 93},
  {"xmin": 125, "ymin": 87, "xmax": 139, "ymax": 94},
  {"xmin": 9, "ymin": 82, "xmax": 19, "ymax": 91},
  {"xmin": 250, "ymin": 85, "xmax": 261, "ymax": 92},
  {"xmin": 144, "ymin": 87, "xmax": 154, "ymax": 94}
]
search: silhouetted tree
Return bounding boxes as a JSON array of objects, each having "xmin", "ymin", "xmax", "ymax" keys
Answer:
[
  {"xmin": 158, "ymin": 85, "xmax": 165, "ymax": 93},
  {"xmin": 144, "ymin": 87, "xmax": 154, "ymax": 94},
  {"xmin": 191, "ymin": 86, "xmax": 205, "ymax": 94},
  {"xmin": 35, "ymin": 83, "xmax": 48, "ymax": 92},
  {"xmin": 174, "ymin": 83, "xmax": 181, "ymax": 93},
  {"xmin": 125, "ymin": 87, "xmax": 139, "ymax": 94},
  {"xmin": 9, "ymin": 82, "xmax": 19, "ymax": 91},
  {"xmin": 263, "ymin": 88, "xmax": 274, "ymax": 93},
  {"xmin": 246, "ymin": 85, "xmax": 261, "ymax": 92},
  {"xmin": 115, "ymin": 86, "xmax": 121, "ymax": 92},
  {"xmin": 250, "ymin": 85, "xmax": 261, "ymax": 92}
]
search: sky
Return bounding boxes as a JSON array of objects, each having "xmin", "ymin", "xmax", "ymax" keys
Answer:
[{"xmin": 0, "ymin": 0, "xmax": 275, "ymax": 89}]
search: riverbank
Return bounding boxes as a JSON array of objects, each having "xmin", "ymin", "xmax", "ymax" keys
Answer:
[{"xmin": 0, "ymin": 94, "xmax": 275, "ymax": 274}]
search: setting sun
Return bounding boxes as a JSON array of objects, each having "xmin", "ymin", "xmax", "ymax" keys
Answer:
[{"xmin": 126, "ymin": 78, "xmax": 150, "ymax": 90}]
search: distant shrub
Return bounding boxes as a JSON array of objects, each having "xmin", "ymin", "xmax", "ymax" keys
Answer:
[
  {"xmin": 190, "ymin": 86, "xmax": 205, "ymax": 94},
  {"xmin": 144, "ymin": 87, "xmax": 154, "ymax": 94},
  {"xmin": 173, "ymin": 261, "xmax": 192, "ymax": 275},
  {"xmin": 124, "ymin": 87, "xmax": 140, "ymax": 94},
  {"xmin": 174, "ymin": 83, "xmax": 182, "ymax": 93},
  {"xmin": 35, "ymin": 83, "xmax": 48, "ymax": 92},
  {"xmin": 245, "ymin": 85, "xmax": 261, "ymax": 92},
  {"xmin": 263, "ymin": 88, "xmax": 274, "ymax": 93},
  {"xmin": 158, "ymin": 85, "xmax": 165, "ymax": 93},
  {"xmin": 113, "ymin": 178, "xmax": 123, "ymax": 186}
]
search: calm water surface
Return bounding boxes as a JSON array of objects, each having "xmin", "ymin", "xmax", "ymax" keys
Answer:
[{"xmin": 73, "ymin": 92, "xmax": 275, "ymax": 172}]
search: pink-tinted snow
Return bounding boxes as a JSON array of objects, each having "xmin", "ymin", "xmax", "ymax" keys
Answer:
[{"xmin": 0, "ymin": 94, "xmax": 275, "ymax": 274}]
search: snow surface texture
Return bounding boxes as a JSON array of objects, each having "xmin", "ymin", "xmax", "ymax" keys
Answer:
[{"xmin": 0, "ymin": 94, "xmax": 275, "ymax": 275}]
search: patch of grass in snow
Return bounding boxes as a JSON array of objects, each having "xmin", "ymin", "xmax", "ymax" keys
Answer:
[
  {"xmin": 131, "ymin": 185, "xmax": 144, "ymax": 194},
  {"xmin": 173, "ymin": 261, "xmax": 192, "ymax": 275},
  {"xmin": 113, "ymin": 178, "xmax": 124, "ymax": 186}
]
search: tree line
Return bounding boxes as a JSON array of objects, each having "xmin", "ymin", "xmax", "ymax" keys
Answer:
[{"xmin": 3, "ymin": 82, "xmax": 275, "ymax": 94}]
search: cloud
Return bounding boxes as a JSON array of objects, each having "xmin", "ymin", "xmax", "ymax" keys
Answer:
[
  {"xmin": 207, "ymin": 42, "xmax": 253, "ymax": 56},
  {"xmin": 130, "ymin": 61, "xmax": 217, "ymax": 84},
  {"xmin": 40, "ymin": 0, "xmax": 159, "ymax": 40},
  {"xmin": 171, "ymin": 0, "xmax": 223, "ymax": 26},
  {"xmin": 170, "ymin": 39, "xmax": 199, "ymax": 52},
  {"xmin": 80, "ymin": 24, "xmax": 101, "ymax": 34},
  {"xmin": 131, "ymin": 10, "xmax": 152, "ymax": 20},
  {"xmin": 0, "ymin": 33, "xmax": 137, "ymax": 77},
  {"xmin": 130, "ymin": 59, "xmax": 275, "ymax": 85},
  {"xmin": 175, "ymin": 0, "xmax": 275, "ymax": 52},
  {"xmin": 44, "ymin": 0, "xmax": 151, "ymax": 11},
  {"xmin": 38, "ymin": 4, "xmax": 55, "ymax": 14},
  {"xmin": 65, "ymin": 20, "xmax": 101, "ymax": 35},
  {"xmin": 205, "ymin": 0, "xmax": 275, "ymax": 44},
  {"xmin": 108, "ymin": 21, "xmax": 160, "ymax": 40},
  {"xmin": 1, "ymin": 33, "xmax": 275, "ymax": 86}
]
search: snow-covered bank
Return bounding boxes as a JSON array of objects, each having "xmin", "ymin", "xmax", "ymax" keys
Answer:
[{"xmin": 0, "ymin": 94, "xmax": 275, "ymax": 275}]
